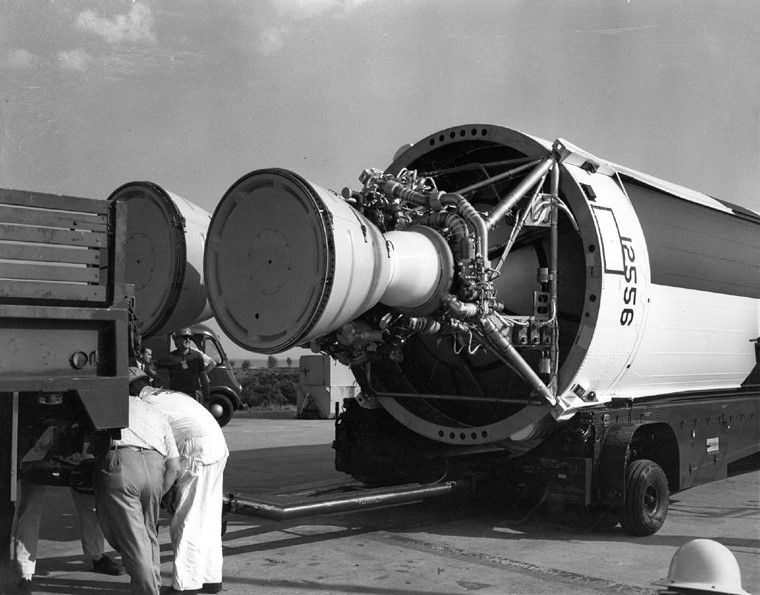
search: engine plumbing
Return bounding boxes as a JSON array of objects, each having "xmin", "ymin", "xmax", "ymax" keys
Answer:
[{"xmin": 312, "ymin": 142, "xmax": 575, "ymax": 407}]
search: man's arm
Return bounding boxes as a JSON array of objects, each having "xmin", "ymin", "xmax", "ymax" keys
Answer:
[
  {"xmin": 200, "ymin": 371, "xmax": 211, "ymax": 401},
  {"xmin": 162, "ymin": 457, "xmax": 180, "ymax": 496},
  {"xmin": 190, "ymin": 344, "xmax": 216, "ymax": 373}
]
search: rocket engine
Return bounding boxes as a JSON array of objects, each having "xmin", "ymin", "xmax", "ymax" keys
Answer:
[
  {"xmin": 109, "ymin": 182, "xmax": 214, "ymax": 337},
  {"xmin": 205, "ymin": 124, "xmax": 759, "ymax": 484}
]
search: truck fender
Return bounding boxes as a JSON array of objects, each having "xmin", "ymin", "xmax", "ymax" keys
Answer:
[
  {"xmin": 597, "ymin": 422, "xmax": 680, "ymax": 507},
  {"xmin": 211, "ymin": 386, "xmax": 241, "ymax": 409},
  {"xmin": 596, "ymin": 425, "xmax": 639, "ymax": 507}
]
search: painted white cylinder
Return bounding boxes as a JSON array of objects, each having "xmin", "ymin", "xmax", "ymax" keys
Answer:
[
  {"xmin": 381, "ymin": 229, "xmax": 451, "ymax": 309},
  {"xmin": 204, "ymin": 169, "xmax": 453, "ymax": 354},
  {"xmin": 108, "ymin": 182, "xmax": 213, "ymax": 337},
  {"xmin": 377, "ymin": 124, "xmax": 760, "ymax": 447}
]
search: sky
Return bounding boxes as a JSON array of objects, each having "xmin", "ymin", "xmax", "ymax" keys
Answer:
[{"xmin": 1, "ymin": 0, "xmax": 758, "ymax": 359}]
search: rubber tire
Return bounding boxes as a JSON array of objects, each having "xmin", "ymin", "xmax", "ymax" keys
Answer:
[
  {"xmin": 620, "ymin": 459, "xmax": 669, "ymax": 536},
  {"xmin": 208, "ymin": 393, "xmax": 234, "ymax": 427}
]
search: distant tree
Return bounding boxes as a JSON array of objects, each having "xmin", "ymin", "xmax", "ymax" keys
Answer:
[
  {"xmin": 229, "ymin": 360, "xmax": 236, "ymax": 368},
  {"xmin": 286, "ymin": 357, "xmax": 293, "ymax": 368},
  {"xmin": 241, "ymin": 359, "xmax": 251, "ymax": 370},
  {"xmin": 267, "ymin": 355, "xmax": 279, "ymax": 369}
]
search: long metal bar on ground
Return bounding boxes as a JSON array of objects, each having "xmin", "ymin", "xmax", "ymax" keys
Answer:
[{"xmin": 224, "ymin": 480, "xmax": 466, "ymax": 521}]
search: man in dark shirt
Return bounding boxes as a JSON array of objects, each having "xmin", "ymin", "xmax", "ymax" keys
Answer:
[{"xmin": 158, "ymin": 328, "xmax": 211, "ymax": 403}]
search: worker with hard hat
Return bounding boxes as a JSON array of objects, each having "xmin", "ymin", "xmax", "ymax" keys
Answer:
[
  {"xmin": 654, "ymin": 538, "xmax": 750, "ymax": 595},
  {"xmin": 158, "ymin": 328, "xmax": 213, "ymax": 403}
]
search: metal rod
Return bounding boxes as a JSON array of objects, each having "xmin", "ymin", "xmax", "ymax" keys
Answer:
[
  {"xmin": 376, "ymin": 391, "xmax": 540, "ymax": 405},
  {"xmin": 493, "ymin": 176, "xmax": 547, "ymax": 275},
  {"xmin": 480, "ymin": 315, "xmax": 557, "ymax": 406},
  {"xmin": 485, "ymin": 156, "xmax": 557, "ymax": 231},
  {"xmin": 223, "ymin": 480, "xmax": 465, "ymax": 521},
  {"xmin": 549, "ymin": 163, "xmax": 560, "ymax": 387},
  {"xmin": 455, "ymin": 159, "xmax": 542, "ymax": 196},
  {"xmin": 11, "ymin": 392, "xmax": 18, "ymax": 502}
]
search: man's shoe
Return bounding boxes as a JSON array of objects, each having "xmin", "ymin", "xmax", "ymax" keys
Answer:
[
  {"xmin": 15, "ymin": 578, "xmax": 32, "ymax": 594},
  {"xmin": 92, "ymin": 554, "xmax": 126, "ymax": 576},
  {"xmin": 202, "ymin": 583, "xmax": 223, "ymax": 593}
]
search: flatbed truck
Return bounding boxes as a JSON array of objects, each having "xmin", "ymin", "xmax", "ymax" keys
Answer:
[{"xmin": 0, "ymin": 188, "xmax": 131, "ymax": 567}]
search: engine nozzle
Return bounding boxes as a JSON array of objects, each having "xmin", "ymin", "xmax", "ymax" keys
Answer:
[{"xmin": 204, "ymin": 169, "xmax": 453, "ymax": 353}]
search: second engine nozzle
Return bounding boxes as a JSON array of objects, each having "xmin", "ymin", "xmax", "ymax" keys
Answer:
[
  {"xmin": 108, "ymin": 181, "xmax": 213, "ymax": 338},
  {"xmin": 205, "ymin": 169, "xmax": 453, "ymax": 354}
]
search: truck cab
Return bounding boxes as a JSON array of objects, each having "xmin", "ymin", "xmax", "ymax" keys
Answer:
[
  {"xmin": 142, "ymin": 324, "xmax": 242, "ymax": 427},
  {"xmin": 188, "ymin": 324, "xmax": 243, "ymax": 427}
]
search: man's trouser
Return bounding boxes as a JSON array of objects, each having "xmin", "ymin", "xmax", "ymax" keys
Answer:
[
  {"xmin": 11, "ymin": 481, "xmax": 105, "ymax": 578},
  {"xmin": 94, "ymin": 448, "xmax": 163, "ymax": 595}
]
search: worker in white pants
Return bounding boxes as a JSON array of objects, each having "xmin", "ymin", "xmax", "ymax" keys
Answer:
[
  {"xmin": 12, "ymin": 481, "xmax": 122, "ymax": 578},
  {"xmin": 169, "ymin": 437, "xmax": 226, "ymax": 592},
  {"xmin": 135, "ymin": 380, "xmax": 228, "ymax": 594},
  {"xmin": 11, "ymin": 428, "xmax": 124, "ymax": 593}
]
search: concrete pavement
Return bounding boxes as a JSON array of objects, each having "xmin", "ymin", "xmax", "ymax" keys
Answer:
[{"xmin": 2, "ymin": 412, "xmax": 758, "ymax": 594}]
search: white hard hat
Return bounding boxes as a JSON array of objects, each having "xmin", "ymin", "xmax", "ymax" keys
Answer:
[{"xmin": 654, "ymin": 539, "xmax": 749, "ymax": 595}]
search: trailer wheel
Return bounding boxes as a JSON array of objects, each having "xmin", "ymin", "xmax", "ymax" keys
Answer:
[
  {"xmin": 208, "ymin": 393, "xmax": 234, "ymax": 427},
  {"xmin": 620, "ymin": 459, "xmax": 669, "ymax": 536}
]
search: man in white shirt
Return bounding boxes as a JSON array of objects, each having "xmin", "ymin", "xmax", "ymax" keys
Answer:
[
  {"xmin": 94, "ymin": 368, "xmax": 180, "ymax": 595},
  {"xmin": 137, "ymin": 383, "xmax": 228, "ymax": 594}
]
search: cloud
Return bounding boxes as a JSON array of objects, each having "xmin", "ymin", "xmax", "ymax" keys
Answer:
[
  {"xmin": 58, "ymin": 48, "xmax": 93, "ymax": 72},
  {"xmin": 75, "ymin": 1, "xmax": 157, "ymax": 44},
  {"xmin": 271, "ymin": 0, "xmax": 373, "ymax": 20},
  {"xmin": 253, "ymin": 0, "xmax": 374, "ymax": 53},
  {"xmin": 260, "ymin": 25, "xmax": 288, "ymax": 54},
  {"xmin": 0, "ymin": 48, "xmax": 40, "ymax": 69}
]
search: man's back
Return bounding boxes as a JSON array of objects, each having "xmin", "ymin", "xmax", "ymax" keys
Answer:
[{"xmin": 139, "ymin": 388, "xmax": 227, "ymax": 464}]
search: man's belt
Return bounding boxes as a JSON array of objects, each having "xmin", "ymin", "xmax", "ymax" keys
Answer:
[{"xmin": 110, "ymin": 445, "xmax": 159, "ymax": 454}]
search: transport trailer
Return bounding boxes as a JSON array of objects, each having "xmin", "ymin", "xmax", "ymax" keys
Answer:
[
  {"xmin": 206, "ymin": 123, "xmax": 760, "ymax": 535},
  {"xmin": 224, "ymin": 385, "xmax": 759, "ymax": 536},
  {"xmin": 0, "ymin": 188, "xmax": 132, "ymax": 565},
  {"xmin": 482, "ymin": 386, "xmax": 760, "ymax": 534}
]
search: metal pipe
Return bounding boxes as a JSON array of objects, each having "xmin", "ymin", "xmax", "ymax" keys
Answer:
[
  {"xmin": 485, "ymin": 156, "xmax": 557, "ymax": 231},
  {"xmin": 480, "ymin": 315, "xmax": 557, "ymax": 406},
  {"xmin": 380, "ymin": 180, "xmax": 428, "ymax": 206},
  {"xmin": 377, "ymin": 391, "xmax": 540, "ymax": 405},
  {"xmin": 549, "ymin": 163, "xmax": 560, "ymax": 385},
  {"xmin": 223, "ymin": 480, "xmax": 465, "ymax": 522},
  {"xmin": 454, "ymin": 159, "xmax": 542, "ymax": 196},
  {"xmin": 442, "ymin": 294, "xmax": 479, "ymax": 319},
  {"xmin": 440, "ymin": 193, "xmax": 488, "ymax": 260},
  {"xmin": 493, "ymin": 185, "xmax": 543, "ymax": 275},
  {"xmin": 417, "ymin": 212, "xmax": 471, "ymax": 259}
]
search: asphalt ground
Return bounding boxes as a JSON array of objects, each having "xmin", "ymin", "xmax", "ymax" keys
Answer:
[{"xmin": 2, "ymin": 410, "xmax": 758, "ymax": 595}]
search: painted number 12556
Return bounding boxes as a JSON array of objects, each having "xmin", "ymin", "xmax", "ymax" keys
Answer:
[{"xmin": 620, "ymin": 237, "xmax": 637, "ymax": 326}]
